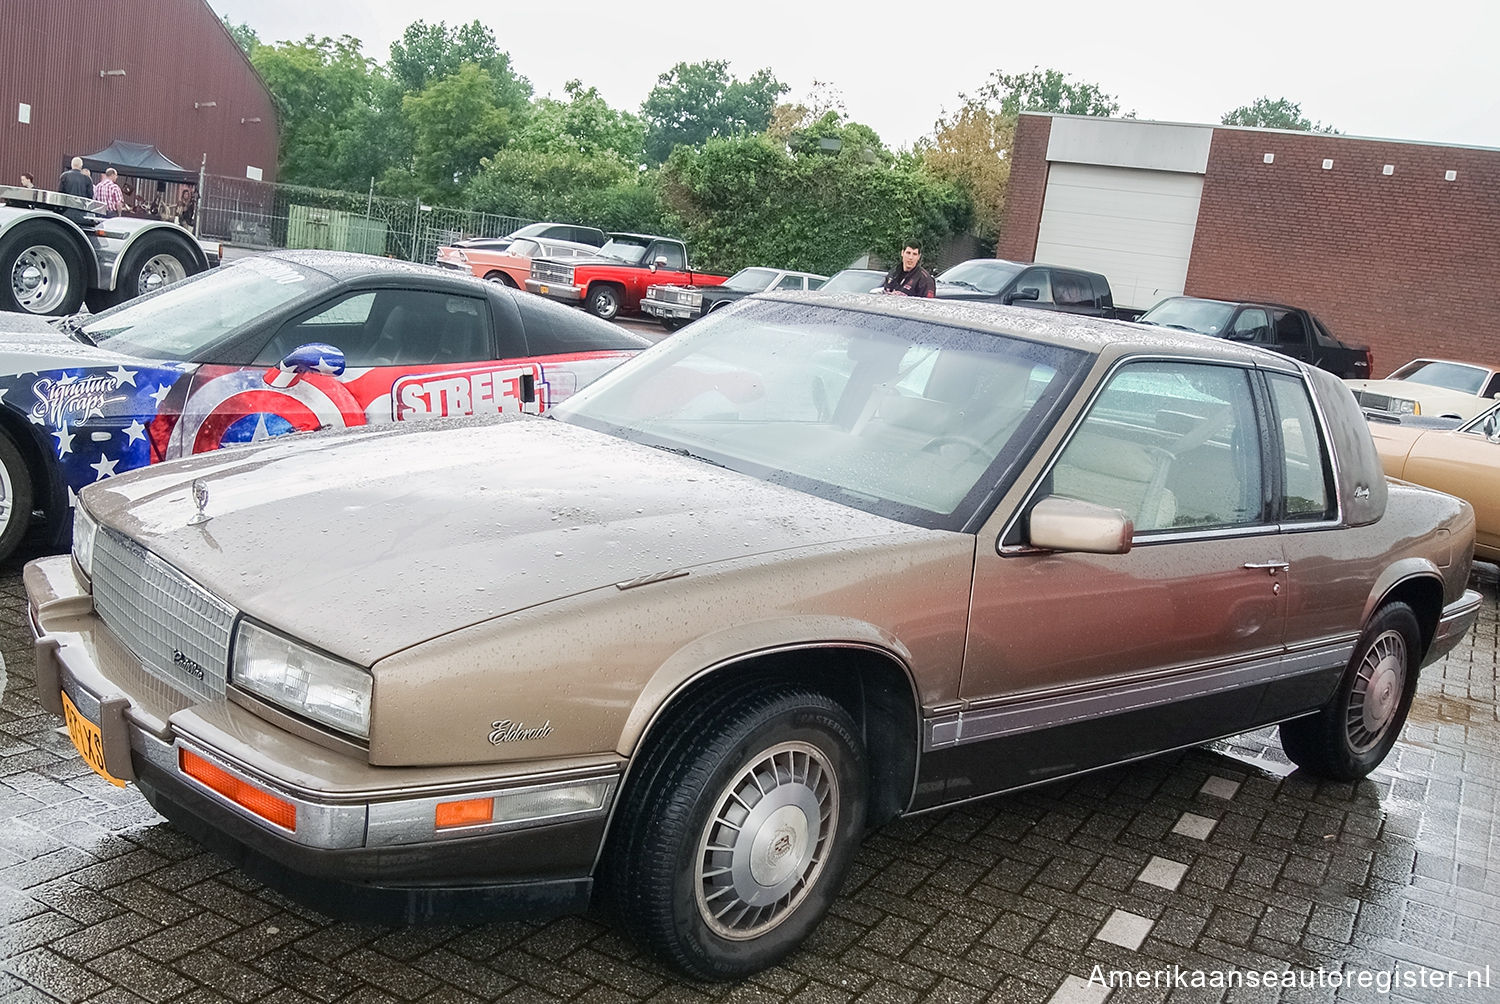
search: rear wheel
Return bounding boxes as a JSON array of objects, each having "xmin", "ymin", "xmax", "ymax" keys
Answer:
[
  {"xmin": 606, "ymin": 686, "xmax": 867, "ymax": 980},
  {"xmin": 1279, "ymin": 601, "xmax": 1421, "ymax": 780},
  {"xmin": 111, "ymin": 233, "xmax": 198, "ymax": 304},
  {"xmin": 0, "ymin": 429, "xmax": 36, "ymax": 562},
  {"xmin": 483, "ymin": 270, "xmax": 517, "ymax": 287},
  {"xmin": 0, "ymin": 223, "xmax": 86, "ymax": 315},
  {"xmin": 586, "ymin": 284, "xmax": 622, "ymax": 320}
]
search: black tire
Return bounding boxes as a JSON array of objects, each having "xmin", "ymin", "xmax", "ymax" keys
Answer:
[
  {"xmin": 586, "ymin": 284, "xmax": 622, "ymax": 320},
  {"xmin": 606, "ymin": 685, "xmax": 867, "ymax": 980},
  {"xmin": 659, "ymin": 318, "xmax": 686, "ymax": 333},
  {"xmin": 113, "ymin": 233, "xmax": 199, "ymax": 304},
  {"xmin": 483, "ymin": 270, "xmax": 517, "ymax": 288},
  {"xmin": 0, "ymin": 222, "xmax": 86, "ymax": 315},
  {"xmin": 0, "ymin": 429, "xmax": 36, "ymax": 562},
  {"xmin": 1279, "ymin": 601, "xmax": 1422, "ymax": 780}
]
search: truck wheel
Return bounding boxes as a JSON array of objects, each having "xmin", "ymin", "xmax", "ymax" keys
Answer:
[
  {"xmin": 0, "ymin": 222, "xmax": 86, "ymax": 315},
  {"xmin": 1279, "ymin": 601, "xmax": 1421, "ymax": 780},
  {"xmin": 114, "ymin": 233, "xmax": 198, "ymax": 303},
  {"xmin": 0, "ymin": 429, "xmax": 36, "ymax": 562},
  {"xmin": 606, "ymin": 686, "xmax": 867, "ymax": 980},
  {"xmin": 586, "ymin": 284, "xmax": 622, "ymax": 320}
]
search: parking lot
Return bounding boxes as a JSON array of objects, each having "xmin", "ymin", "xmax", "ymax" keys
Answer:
[{"xmin": 1, "ymin": 547, "xmax": 1497, "ymax": 1003}]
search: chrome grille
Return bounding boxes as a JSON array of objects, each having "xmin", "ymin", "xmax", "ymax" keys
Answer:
[
  {"xmin": 92, "ymin": 531, "xmax": 236, "ymax": 702},
  {"xmin": 530, "ymin": 260, "xmax": 574, "ymax": 285},
  {"xmin": 659, "ymin": 287, "xmax": 699, "ymax": 306}
]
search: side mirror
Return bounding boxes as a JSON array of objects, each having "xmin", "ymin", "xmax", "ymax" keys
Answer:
[
  {"xmin": 1004, "ymin": 286, "xmax": 1040, "ymax": 305},
  {"xmin": 652, "ymin": 256, "xmax": 669, "ymax": 270},
  {"xmin": 1482, "ymin": 411, "xmax": 1500, "ymax": 443},
  {"xmin": 266, "ymin": 343, "xmax": 346, "ymax": 388},
  {"xmin": 1027, "ymin": 496, "xmax": 1133, "ymax": 554}
]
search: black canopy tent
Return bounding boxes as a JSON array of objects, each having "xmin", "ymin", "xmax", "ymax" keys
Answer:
[{"xmin": 78, "ymin": 140, "xmax": 196, "ymax": 184}]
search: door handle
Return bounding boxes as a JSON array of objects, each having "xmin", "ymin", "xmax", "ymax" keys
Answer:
[{"xmin": 1243, "ymin": 561, "xmax": 1290, "ymax": 574}]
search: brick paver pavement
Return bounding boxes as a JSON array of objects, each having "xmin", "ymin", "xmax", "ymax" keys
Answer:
[{"xmin": 2, "ymin": 550, "xmax": 1497, "ymax": 1004}]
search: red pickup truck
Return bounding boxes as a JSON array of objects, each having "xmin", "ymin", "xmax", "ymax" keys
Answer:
[{"xmin": 525, "ymin": 233, "xmax": 727, "ymax": 320}]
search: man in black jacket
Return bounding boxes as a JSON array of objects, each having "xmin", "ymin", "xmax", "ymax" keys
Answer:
[
  {"xmin": 57, "ymin": 157, "xmax": 95, "ymax": 223},
  {"xmin": 882, "ymin": 242, "xmax": 935, "ymax": 298}
]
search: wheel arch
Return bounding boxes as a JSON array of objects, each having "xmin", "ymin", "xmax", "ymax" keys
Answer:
[
  {"xmin": 586, "ymin": 279, "xmax": 626, "ymax": 302},
  {"xmin": 1371, "ymin": 570, "xmax": 1445, "ymax": 658},
  {"xmin": 110, "ymin": 224, "xmax": 207, "ymax": 288},
  {"xmin": 609, "ymin": 637, "xmax": 921, "ymax": 850},
  {"xmin": 0, "ymin": 212, "xmax": 100, "ymax": 288}
]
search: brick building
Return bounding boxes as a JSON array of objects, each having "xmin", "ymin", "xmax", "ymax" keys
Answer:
[
  {"xmin": 0, "ymin": 0, "xmax": 277, "ymax": 191},
  {"xmin": 998, "ymin": 113, "xmax": 1500, "ymax": 375}
]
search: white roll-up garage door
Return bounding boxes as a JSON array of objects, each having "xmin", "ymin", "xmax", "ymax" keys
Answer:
[{"xmin": 1033, "ymin": 163, "xmax": 1204, "ymax": 312}]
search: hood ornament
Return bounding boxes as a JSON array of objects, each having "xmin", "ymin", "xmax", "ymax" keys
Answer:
[{"xmin": 187, "ymin": 479, "xmax": 211, "ymax": 525}]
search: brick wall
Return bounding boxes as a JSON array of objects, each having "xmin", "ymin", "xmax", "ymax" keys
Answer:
[
  {"xmin": 996, "ymin": 115, "xmax": 1051, "ymax": 263},
  {"xmin": 1187, "ymin": 130, "xmax": 1500, "ymax": 376}
]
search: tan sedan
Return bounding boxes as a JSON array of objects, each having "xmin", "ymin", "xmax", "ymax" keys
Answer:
[
  {"xmin": 27, "ymin": 294, "xmax": 1482, "ymax": 979},
  {"xmin": 1367, "ymin": 400, "xmax": 1500, "ymax": 561}
]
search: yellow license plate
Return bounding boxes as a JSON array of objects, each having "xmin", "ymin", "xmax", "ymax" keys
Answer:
[
  {"xmin": 61, "ymin": 690, "xmax": 126, "ymax": 787},
  {"xmin": 538, "ymin": 285, "xmax": 549, "ymax": 294}
]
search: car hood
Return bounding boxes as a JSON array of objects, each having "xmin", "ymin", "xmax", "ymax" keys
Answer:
[
  {"xmin": 1345, "ymin": 379, "xmax": 1486, "ymax": 418},
  {"xmin": 534, "ymin": 254, "xmax": 636, "ymax": 269},
  {"xmin": 933, "ymin": 286, "xmax": 997, "ymax": 302},
  {"xmin": 0, "ymin": 317, "xmax": 150, "ymax": 372},
  {"xmin": 84, "ymin": 417, "xmax": 920, "ymax": 666}
]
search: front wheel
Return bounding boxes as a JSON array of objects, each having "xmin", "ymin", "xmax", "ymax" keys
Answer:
[
  {"xmin": 1279, "ymin": 601, "xmax": 1421, "ymax": 780},
  {"xmin": 0, "ymin": 223, "xmax": 86, "ymax": 315},
  {"xmin": 607, "ymin": 687, "xmax": 867, "ymax": 980},
  {"xmin": 0, "ymin": 429, "xmax": 36, "ymax": 562},
  {"xmin": 586, "ymin": 284, "xmax": 622, "ymax": 320}
]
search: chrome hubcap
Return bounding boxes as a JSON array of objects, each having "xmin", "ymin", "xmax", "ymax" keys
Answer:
[
  {"xmin": 695, "ymin": 741, "xmax": 837, "ymax": 940},
  {"xmin": 11, "ymin": 245, "xmax": 68, "ymax": 313},
  {"xmin": 1348, "ymin": 629, "xmax": 1407, "ymax": 753},
  {"xmin": 138, "ymin": 253, "xmax": 187, "ymax": 294}
]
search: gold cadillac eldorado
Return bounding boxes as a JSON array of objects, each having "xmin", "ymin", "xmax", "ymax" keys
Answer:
[{"xmin": 26, "ymin": 293, "xmax": 1482, "ymax": 979}]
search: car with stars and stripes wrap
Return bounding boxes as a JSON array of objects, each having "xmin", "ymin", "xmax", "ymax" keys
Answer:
[{"xmin": 0, "ymin": 250, "xmax": 649, "ymax": 560}]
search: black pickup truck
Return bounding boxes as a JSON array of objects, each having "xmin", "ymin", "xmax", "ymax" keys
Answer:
[
  {"xmin": 1137, "ymin": 296, "xmax": 1373, "ymax": 379},
  {"xmin": 934, "ymin": 259, "xmax": 1115, "ymax": 317}
]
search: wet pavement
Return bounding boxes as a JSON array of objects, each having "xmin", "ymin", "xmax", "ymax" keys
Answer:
[{"xmin": 1, "ymin": 550, "xmax": 1497, "ymax": 1004}]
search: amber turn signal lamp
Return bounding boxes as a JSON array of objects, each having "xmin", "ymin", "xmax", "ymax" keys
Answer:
[
  {"xmin": 179, "ymin": 748, "xmax": 297, "ymax": 831},
  {"xmin": 435, "ymin": 797, "xmax": 494, "ymax": 829}
]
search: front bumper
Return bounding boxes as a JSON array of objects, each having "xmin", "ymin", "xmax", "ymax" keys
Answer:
[
  {"xmin": 524, "ymin": 278, "xmax": 583, "ymax": 303},
  {"xmin": 1423, "ymin": 588, "xmax": 1484, "ymax": 666},
  {"xmin": 641, "ymin": 297, "xmax": 699, "ymax": 320},
  {"xmin": 25, "ymin": 555, "xmax": 615, "ymax": 922}
]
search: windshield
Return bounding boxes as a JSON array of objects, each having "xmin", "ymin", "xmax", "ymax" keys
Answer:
[
  {"xmin": 1387, "ymin": 359, "xmax": 1489, "ymax": 394},
  {"xmin": 820, "ymin": 270, "xmax": 883, "ymax": 294},
  {"xmin": 80, "ymin": 256, "xmax": 330, "ymax": 360},
  {"xmin": 598, "ymin": 238, "xmax": 649, "ymax": 264},
  {"xmin": 936, "ymin": 260, "xmax": 1025, "ymax": 295},
  {"xmin": 1138, "ymin": 297, "xmax": 1236, "ymax": 336},
  {"xmin": 553, "ymin": 300, "xmax": 1088, "ymax": 528},
  {"xmin": 723, "ymin": 268, "xmax": 779, "ymax": 292}
]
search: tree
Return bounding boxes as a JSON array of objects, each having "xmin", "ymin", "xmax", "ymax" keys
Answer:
[
  {"xmin": 250, "ymin": 35, "xmax": 396, "ymax": 190},
  {"xmin": 514, "ymin": 80, "xmax": 646, "ymax": 165},
  {"xmin": 387, "ymin": 19, "xmax": 531, "ymax": 111},
  {"xmin": 403, "ymin": 64, "xmax": 519, "ymax": 197},
  {"xmin": 467, "ymin": 148, "xmax": 663, "ymax": 233},
  {"xmin": 975, "ymin": 67, "xmax": 1121, "ymax": 118},
  {"xmin": 921, "ymin": 67, "xmax": 1118, "ymax": 242},
  {"xmin": 641, "ymin": 60, "xmax": 788, "ymax": 163},
  {"xmin": 1221, "ymin": 97, "xmax": 1336, "ymax": 133},
  {"xmin": 222, "ymin": 18, "xmax": 259, "ymax": 55}
]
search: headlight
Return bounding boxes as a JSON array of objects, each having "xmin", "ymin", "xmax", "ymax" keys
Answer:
[
  {"xmin": 72, "ymin": 504, "xmax": 99, "ymax": 580},
  {"xmin": 684, "ymin": 290, "xmax": 704, "ymax": 308},
  {"xmin": 1394, "ymin": 399, "xmax": 1419, "ymax": 415},
  {"xmin": 232, "ymin": 621, "xmax": 372, "ymax": 739}
]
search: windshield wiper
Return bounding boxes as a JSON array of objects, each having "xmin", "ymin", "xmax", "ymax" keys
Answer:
[
  {"xmin": 648, "ymin": 443, "xmax": 725, "ymax": 468},
  {"xmin": 54, "ymin": 315, "xmax": 96, "ymax": 345},
  {"xmin": 940, "ymin": 279, "xmax": 981, "ymax": 291}
]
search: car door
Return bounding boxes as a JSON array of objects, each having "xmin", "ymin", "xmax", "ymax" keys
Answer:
[
  {"xmin": 947, "ymin": 359, "xmax": 1288, "ymax": 797},
  {"xmin": 170, "ymin": 287, "xmax": 510, "ymax": 456},
  {"xmin": 1269, "ymin": 308, "xmax": 1313, "ymax": 364},
  {"xmin": 1401, "ymin": 408, "xmax": 1500, "ymax": 558}
]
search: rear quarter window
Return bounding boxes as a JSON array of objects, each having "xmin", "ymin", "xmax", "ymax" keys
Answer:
[{"xmin": 514, "ymin": 294, "xmax": 651, "ymax": 354}]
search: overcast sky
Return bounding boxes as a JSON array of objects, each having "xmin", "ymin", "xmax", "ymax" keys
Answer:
[{"xmin": 208, "ymin": 0, "xmax": 1499, "ymax": 152}]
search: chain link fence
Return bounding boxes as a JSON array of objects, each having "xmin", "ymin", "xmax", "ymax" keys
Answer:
[{"xmin": 196, "ymin": 174, "xmax": 536, "ymax": 264}]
